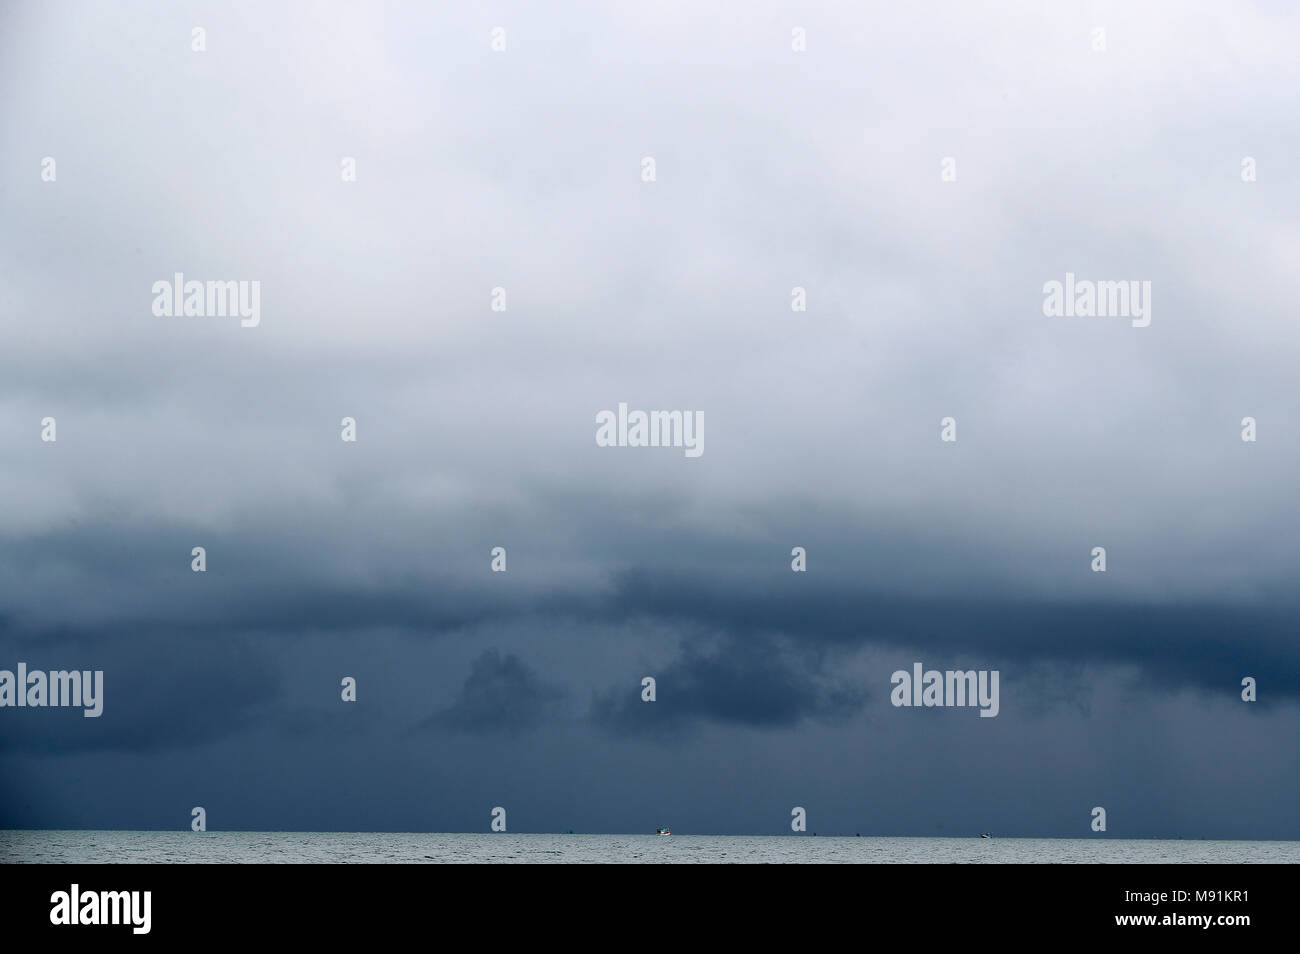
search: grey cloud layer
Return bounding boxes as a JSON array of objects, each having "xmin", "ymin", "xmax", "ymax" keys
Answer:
[{"xmin": 2, "ymin": 1, "xmax": 1298, "ymax": 835}]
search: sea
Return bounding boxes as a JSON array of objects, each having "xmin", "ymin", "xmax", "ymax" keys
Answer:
[{"xmin": 3, "ymin": 830, "xmax": 1299, "ymax": 863}]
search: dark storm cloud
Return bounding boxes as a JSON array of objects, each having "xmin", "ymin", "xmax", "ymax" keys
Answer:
[
  {"xmin": 589, "ymin": 632, "xmax": 867, "ymax": 736},
  {"xmin": 4, "ymin": 515, "xmax": 1295, "ymax": 758},
  {"xmin": 422, "ymin": 649, "xmax": 563, "ymax": 735},
  {"xmin": 0, "ymin": 633, "xmax": 280, "ymax": 754},
  {"xmin": 7, "ymin": 520, "xmax": 1295, "ymax": 721},
  {"xmin": 587, "ymin": 568, "xmax": 1300, "ymax": 701}
]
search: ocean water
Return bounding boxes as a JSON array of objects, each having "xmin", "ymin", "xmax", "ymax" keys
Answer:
[{"xmin": 4, "ymin": 830, "xmax": 1299, "ymax": 863}]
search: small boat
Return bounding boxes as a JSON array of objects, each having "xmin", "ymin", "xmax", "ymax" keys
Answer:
[
  {"xmin": 656, "ymin": 827, "xmax": 671, "ymax": 835},
  {"xmin": 980, "ymin": 832, "xmax": 992, "ymax": 838}
]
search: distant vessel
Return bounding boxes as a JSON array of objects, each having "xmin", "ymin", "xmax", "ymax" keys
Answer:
[
  {"xmin": 656, "ymin": 827, "xmax": 671, "ymax": 835},
  {"xmin": 980, "ymin": 833, "xmax": 992, "ymax": 838}
]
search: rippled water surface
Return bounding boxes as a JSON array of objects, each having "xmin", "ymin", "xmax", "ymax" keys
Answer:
[{"xmin": 4, "ymin": 831, "xmax": 1298, "ymax": 863}]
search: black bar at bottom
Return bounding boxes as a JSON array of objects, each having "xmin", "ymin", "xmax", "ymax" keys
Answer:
[{"xmin": 3, "ymin": 862, "xmax": 1285, "ymax": 941}]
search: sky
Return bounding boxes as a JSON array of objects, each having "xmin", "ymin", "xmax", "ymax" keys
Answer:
[{"xmin": 1, "ymin": 0, "xmax": 1298, "ymax": 839}]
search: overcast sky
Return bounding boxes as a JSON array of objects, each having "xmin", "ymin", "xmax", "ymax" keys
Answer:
[{"xmin": 1, "ymin": 1, "xmax": 1298, "ymax": 839}]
